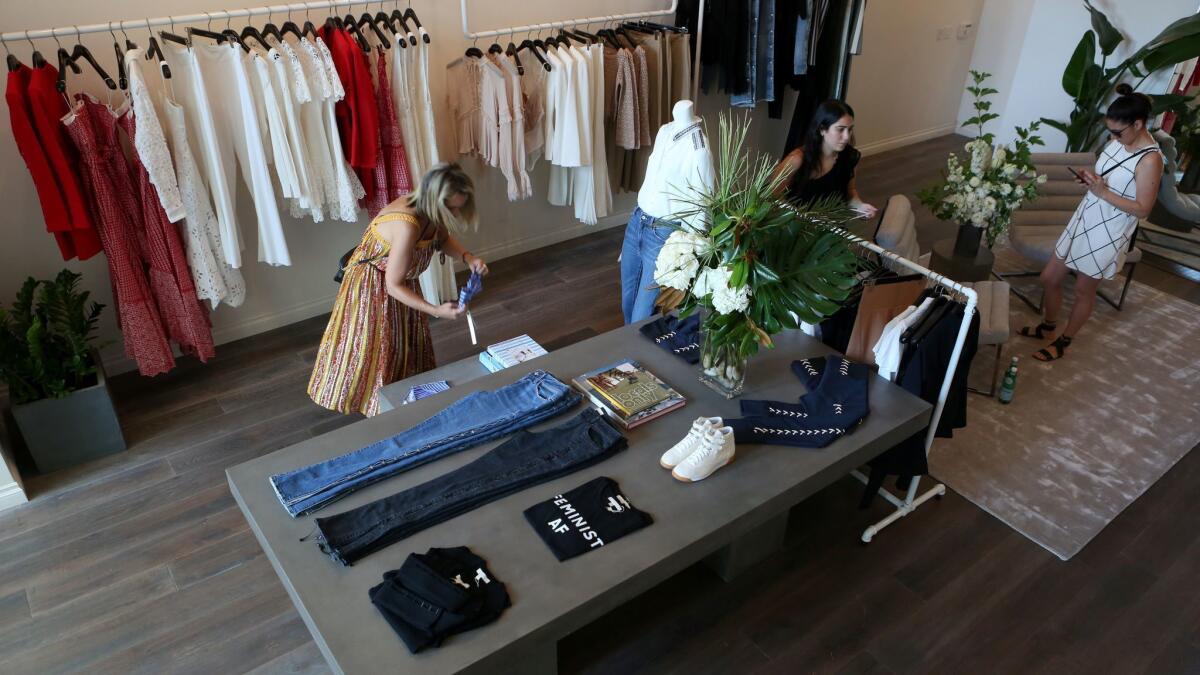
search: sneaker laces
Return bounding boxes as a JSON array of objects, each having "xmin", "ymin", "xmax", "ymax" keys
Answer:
[{"xmin": 691, "ymin": 431, "xmax": 724, "ymax": 461}]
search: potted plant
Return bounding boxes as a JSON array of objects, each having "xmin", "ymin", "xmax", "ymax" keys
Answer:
[
  {"xmin": 0, "ymin": 270, "xmax": 125, "ymax": 473},
  {"xmin": 653, "ymin": 113, "xmax": 860, "ymax": 398},
  {"xmin": 919, "ymin": 71, "xmax": 1047, "ymax": 255},
  {"xmin": 1043, "ymin": 1, "xmax": 1200, "ymax": 152}
]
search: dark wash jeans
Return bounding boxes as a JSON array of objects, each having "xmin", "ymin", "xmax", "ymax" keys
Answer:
[
  {"xmin": 315, "ymin": 409, "xmax": 627, "ymax": 565},
  {"xmin": 271, "ymin": 370, "xmax": 581, "ymax": 517}
]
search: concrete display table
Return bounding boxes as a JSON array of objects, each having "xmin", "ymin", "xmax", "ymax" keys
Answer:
[
  {"xmin": 377, "ymin": 354, "xmax": 489, "ymax": 413},
  {"xmin": 227, "ymin": 323, "xmax": 931, "ymax": 675}
]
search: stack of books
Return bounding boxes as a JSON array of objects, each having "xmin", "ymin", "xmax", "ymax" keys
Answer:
[
  {"xmin": 479, "ymin": 335, "xmax": 549, "ymax": 373},
  {"xmin": 572, "ymin": 360, "xmax": 686, "ymax": 429}
]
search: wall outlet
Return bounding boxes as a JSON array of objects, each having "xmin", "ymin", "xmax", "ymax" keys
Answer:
[
  {"xmin": 957, "ymin": 22, "xmax": 975, "ymax": 39},
  {"xmin": 937, "ymin": 25, "xmax": 952, "ymax": 40}
]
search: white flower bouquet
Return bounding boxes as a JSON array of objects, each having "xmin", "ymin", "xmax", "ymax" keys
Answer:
[{"xmin": 919, "ymin": 71, "xmax": 1047, "ymax": 247}]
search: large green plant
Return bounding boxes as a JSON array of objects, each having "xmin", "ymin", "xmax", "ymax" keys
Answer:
[
  {"xmin": 0, "ymin": 270, "xmax": 104, "ymax": 404},
  {"xmin": 653, "ymin": 113, "xmax": 860, "ymax": 363},
  {"xmin": 1044, "ymin": 1, "xmax": 1200, "ymax": 152}
]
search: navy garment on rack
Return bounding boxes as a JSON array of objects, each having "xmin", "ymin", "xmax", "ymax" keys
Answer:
[
  {"xmin": 639, "ymin": 313, "xmax": 702, "ymax": 364},
  {"xmin": 861, "ymin": 301, "xmax": 978, "ymax": 507},
  {"xmin": 725, "ymin": 356, "xmax": 870, "ymax": 448},
  {"xmin": 369, "ymin": 546, "xmax": 510, "ymax": 653}
]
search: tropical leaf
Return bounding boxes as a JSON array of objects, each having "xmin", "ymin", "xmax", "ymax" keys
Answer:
[
  {"xmin": 1064, "ymin": 31, "xmax": 1097, "ymax": 96},
  {"xmin": 1083, "ymin": 0, "xmax": 1123, "ymax": 55}
]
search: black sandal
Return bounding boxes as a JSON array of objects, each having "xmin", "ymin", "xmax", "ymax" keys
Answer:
[
  {"xmin": 1019, "ymin": 321, "xmax": 1057, "ymax": 339},
  {"xmin": 1033, "ymin": 335, "xmax": 1072, "ymax": 362}
]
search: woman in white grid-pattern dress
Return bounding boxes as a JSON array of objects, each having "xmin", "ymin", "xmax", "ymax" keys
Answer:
[{"xmin": 1019, "ymin": 84, "xmax": 1164, "ymax": 362}]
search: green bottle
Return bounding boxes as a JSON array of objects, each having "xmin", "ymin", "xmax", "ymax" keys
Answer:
[{"xmin": 998, "ymin": 357, "xmax": 1018, "ymax": 404}]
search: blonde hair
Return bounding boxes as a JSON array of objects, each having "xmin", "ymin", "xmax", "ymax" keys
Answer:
[{"xmin": 406, "ymin": 162, "xmax": 478, "ymax": 232}]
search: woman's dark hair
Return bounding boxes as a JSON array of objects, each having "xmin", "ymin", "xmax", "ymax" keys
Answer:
[
  {"xmin": 1106, "ymin": 83, "xmax": 1152, "ymax": 124},
  {"xmin": 799, "ymin": 100, "xmax": 856, "ymax": 178}
]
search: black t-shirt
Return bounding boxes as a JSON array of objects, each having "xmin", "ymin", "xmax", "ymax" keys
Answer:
[
  {"xmin": 787, "ymin": 146, "xmax": 860, "ymax": 205},
  {"xmin": 523, "ymin": 477, "xmax": 652, "ymax": 562}
]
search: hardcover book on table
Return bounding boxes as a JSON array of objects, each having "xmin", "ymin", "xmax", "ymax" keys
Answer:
[{"xmin": 572, "ymin": 361, "xmax": 686, "ymax": 429}]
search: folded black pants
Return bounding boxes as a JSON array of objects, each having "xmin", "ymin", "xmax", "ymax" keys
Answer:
[
  {"xmin": 369, "ymin": 546, "xmax": 510, "ymax": 653},
  {"xmin": 315, "ymin": 409, "xmax": 628, "ymax": 565}
]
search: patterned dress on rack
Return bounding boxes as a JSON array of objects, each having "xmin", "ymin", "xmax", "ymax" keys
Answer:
[
  {"xmin": 308, "ymin": 212, "xmax": 439, "ymax": 417},
  {"xmin": 364, "ymin": 49, "xmax": 413, "ymax": 217},
  {"xmin": 118, "ymin": 106, "xmax": 216, "ymax": 362},
  {"xmin": 62, "ymin": 96, "xmax": 175, "ymax": 376}
]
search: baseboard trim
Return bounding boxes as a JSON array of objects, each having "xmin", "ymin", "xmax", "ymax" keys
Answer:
[
  {"xmin": 97, "ymin": 214, "xmax": 631, "ymax": 376},
  {"xmin": 0, "ymin": 481, "xmax": 28, "ymax": 511},
  {"xmin": 857, "ymin": 123, "xmax": 959, "ymax": 157}
]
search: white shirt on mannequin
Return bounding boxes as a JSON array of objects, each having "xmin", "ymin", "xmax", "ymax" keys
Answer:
[{"xmin": 637, "ymin": 100, "xmax": 716, "ymax": 232}]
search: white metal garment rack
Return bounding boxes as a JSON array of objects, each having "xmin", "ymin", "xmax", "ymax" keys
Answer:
[
  {"xmin": 826, "ymin": 223, "xmax": 979, "ymax": 543},
  {"xmin": 0, "ymin": 1, "xmax": 369, "ymax": 43},
  {"xmin": 458, "ymin": 0, "xmax": 705, "ymax": 105}
]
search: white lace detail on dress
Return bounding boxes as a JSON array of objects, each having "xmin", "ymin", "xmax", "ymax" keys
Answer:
[{"xmin": 126, "ymin": 50, "xmax": 185, "ymax": 222}]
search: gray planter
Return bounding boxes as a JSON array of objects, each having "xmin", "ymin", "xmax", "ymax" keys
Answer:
[{"xmin": 10, "ymin": 353, "xmax": 126, "ymax": 474}]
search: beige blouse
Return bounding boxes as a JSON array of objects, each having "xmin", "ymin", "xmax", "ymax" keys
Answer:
[{"xmin": 445, "ymin": 56, "xmax": 484, "ymax": 157}]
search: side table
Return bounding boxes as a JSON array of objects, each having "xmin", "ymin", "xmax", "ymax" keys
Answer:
[{"xmin": 928, "ymin": 238, "xmax": 995, "ymax": 282}]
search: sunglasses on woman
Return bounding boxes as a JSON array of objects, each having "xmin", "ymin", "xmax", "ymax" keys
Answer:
[{"xmin": 1107, "ymin": 124, "xmax": 1131, "ymax": 138}]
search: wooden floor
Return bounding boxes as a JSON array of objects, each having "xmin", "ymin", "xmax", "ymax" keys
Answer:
[{"xmin": 1, "ymin": 134, "xmax": 1197, "ymax": 674}]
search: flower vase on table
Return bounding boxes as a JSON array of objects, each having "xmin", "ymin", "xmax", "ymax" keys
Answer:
[
  {"xmin": 952, "ymin": 222, "xmax": 984, "ymax": 258},
  {"xmin": 650, "ymin": 113, "xmax": 861, "ymax": 400}
]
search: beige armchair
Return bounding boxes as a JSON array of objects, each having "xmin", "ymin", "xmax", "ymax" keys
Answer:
[{"xmin": 997, "ymin": 152, "xmax": 1141, "ymax": 310}]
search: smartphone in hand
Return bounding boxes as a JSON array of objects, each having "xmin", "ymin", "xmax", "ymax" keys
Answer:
[{"xmin": 1067, "ymin": 166, "xmax": 1087, "ymax": 183}]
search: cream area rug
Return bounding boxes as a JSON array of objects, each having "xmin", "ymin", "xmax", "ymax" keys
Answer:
[{"xmin": 928, "ymin": 250, "xmax": 1200, "ymax": 560}]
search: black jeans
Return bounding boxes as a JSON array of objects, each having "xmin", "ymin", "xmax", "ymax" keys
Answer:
[{"xmin": 315, "ymin": 410, "xmax": 628, "ymax": 565}]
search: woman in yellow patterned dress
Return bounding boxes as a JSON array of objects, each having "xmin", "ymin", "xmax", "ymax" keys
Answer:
[{"xmin": 309, "ymin": 163, "xmax": 488, "ymax": 416}]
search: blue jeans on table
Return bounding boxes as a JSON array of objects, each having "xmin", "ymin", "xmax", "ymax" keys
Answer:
[
  {"xmin": 270, "ymin": 370, "xmax": 581, "ymax": 517},
  {"xmin": 314, "ymin": 409, "xmax": 626, "ymax": 565},
  {"xmin": 621, "ymin": 207, "xmax": 676, "ymax": 324}
]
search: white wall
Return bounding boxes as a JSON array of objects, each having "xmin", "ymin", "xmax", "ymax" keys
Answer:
[
  {"xmin": 961, "ymin": 0, "xmax": 1199, "ymax": 147},
  {"xmin": 846, "ymin": 0, "xmax": 986, "ymax": 155},
  {"xmin": 0, "ymin": 0, "xmax": 979, "ymax": 376}
]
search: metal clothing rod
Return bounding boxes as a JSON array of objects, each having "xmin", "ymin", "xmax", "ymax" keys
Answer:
[
  {"xmin": 459, "ymin": 0, "xmax": 679, "ymax": 41},
  {"xmin": 0, "ymin": 1, "xmax": 358, "ymax": 43},
  {"xmin": 819, "ymin": 220, "xmax": 978, "ymax": 543}
]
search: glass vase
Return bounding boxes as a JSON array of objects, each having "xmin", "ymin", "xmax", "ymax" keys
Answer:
[{"xmin": 698, "ymin": 334, "xmax": 747, "ymax": 399}]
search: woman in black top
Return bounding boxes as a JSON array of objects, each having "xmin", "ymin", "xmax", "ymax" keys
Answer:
[{"xmin": 773, "ymin": 100, "xmax": 877, "ymax": 217}]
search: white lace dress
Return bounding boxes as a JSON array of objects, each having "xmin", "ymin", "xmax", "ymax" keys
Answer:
[
  {"xmin": 125, "ymin": 49, "xmax": 185, "ymax": 223},
  {"xmin": 250, "ymin": 49, "xmax": 300, "ymax": 205},
  {"xmin": 312, "ymin": 36, "xmax": 364, "ymax": 222},
  {"xmin": 282, "ymin": 36, "xmax": 331, "ymax": 222},
  {"xmin": 162, "ymin": 98, "xmax": 246, "ymax": 308},
  {"xmin": 266, "ymin": 38, "xmax": 315, "ymax": 213}
]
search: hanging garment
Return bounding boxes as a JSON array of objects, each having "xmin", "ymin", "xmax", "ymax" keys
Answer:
[
  {"xmin": 17, "ymin": 63, "xmax": 103, "ymax": 261},
  {"xmin": 480, "ymin": 57, "xmax": 519, "ymax": 198},
  {"xmin": 392, "ymin": 38, "xmax": 425, "ymax": 181},
  {"xmin": 1055, "ymin": 140, "xmax": 1163, "ymax": 280},
  {"xmin": 319, "ymin": 26, "xmax": 378, "ymax": 182},
  {"xmin": 308, "ymin": 212, "xmax": 440, "ymax": 418},
  {"xmin": 844, "ymin": 278, "xmax": 927, "ymax": 365},
  {"xmin": 162, "ymin": 42, "xmax": 241, "ymax": 267},
  {"xmin": 278, "ymin": 36, "xmax": 327, "ymax": 221},
  {"xmin": 162, "ymin": 97, "xmax": 246, "ymax": 309},
  {"xmin": 118, "ymin": 105, "xmax": 216, "ymax": 363},
  {"xmin": 365, "ymin": 50, "xmax": 413, "ymax": 217},
  {"xmin": 412, "ymin": 30, "xmax": 441, "ymax": 169},
  {"xmin": 266, "ymin": 38, "xmax": 316, "ymax": 214},
  {"xmin": 63, "ymin": 96, "xmax": 175, "ymax": 376},
  {"xmin": 311, "ymin": 35, "xmax": 367, "ymax": 222},
  {"xmin": 445, "ymin": 55, "xmax": 484, "ymax": 158},
  {"xmin": 872, "ymin": 296, "xmax": 935, "ymax": 381},
  {"xmin": 863, "ymin": 302, "xmax": 978, "ymax": 506},
  {"xmin": 124, "ymin": 50, "xmax": 185, "ymax": 223},
  {"xmin": 497, "ymin": 53, "xmax": 532, "ymax": 200},
  {"xmin": 522, "ymin": 59, "xmax": 548, "ymax": 167},
  {"xmin": 249, "ymin": 49, "xmax": 302, "ymax": 207},
  {"xmin": 668, "ymin": 32, "xmax": 693, "ymax": 106},
  {"xmin": 606, "ymin": 47, "xmax": 640, "ymax": 151}
]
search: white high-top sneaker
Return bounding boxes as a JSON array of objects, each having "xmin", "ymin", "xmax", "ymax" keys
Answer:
[
  {"xmin": 672, "ymin": 426, "xmax": 735, "ymax": 482},
  {"xmin": 659, "ymin": 416, "xmax": 723, "ymax": 469}
]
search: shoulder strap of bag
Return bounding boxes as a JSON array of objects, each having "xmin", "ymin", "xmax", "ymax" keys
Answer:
[{"xmin": 1099, "ymin": 146, "xmax": 1158, "ymax": 177}]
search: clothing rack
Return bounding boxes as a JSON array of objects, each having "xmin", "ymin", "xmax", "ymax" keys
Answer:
[
  {"xmin": 826, "ymin": 221, "xmax": 978, "ymax": 543},
  {"xmin": 458, "ymin": 0, "xmax": 704, "ymax": 105},
  {"xmin": 0, "ymin": 1, "xmax": 363, "ymax": 43}
]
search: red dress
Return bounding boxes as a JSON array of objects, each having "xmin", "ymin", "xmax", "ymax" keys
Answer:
[
  {"xmin": 118, "ymin": 108, "xmax": 215, "ymax": 363},
  {"xmin": 319, "ymin": 27, "xmax": 379, "ymax": 180},
  {"xmin": 20, "ymin": 64, "xmax": 103, "ymax": 260},
  {"xmin": 364, "ymin": 51, "xmax": 413, "ymax": 217},
  {"xmin": 63, "ymin": 96, "xmax": 175, "ymax": 376}
]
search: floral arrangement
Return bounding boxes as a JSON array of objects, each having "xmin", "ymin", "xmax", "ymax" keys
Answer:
[
  {"xmin": 919, "ymin": 71, "xmax": 1047, "ymax": 247},
  {"xmin": 654, "ymin": 113, "xmax": 860, "ymax": 396}
]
